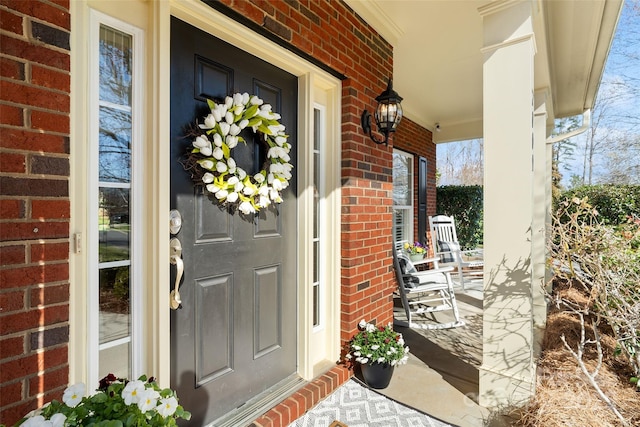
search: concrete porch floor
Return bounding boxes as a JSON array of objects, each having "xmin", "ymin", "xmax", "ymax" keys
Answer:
[{"xmin": 378, "ymin": 279, "xmax": 492, "ymax": 427}]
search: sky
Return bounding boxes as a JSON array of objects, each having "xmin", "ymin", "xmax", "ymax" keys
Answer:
[{"xmin": 437, "ymin": 0, "xmax": 640, "ymax": 187}]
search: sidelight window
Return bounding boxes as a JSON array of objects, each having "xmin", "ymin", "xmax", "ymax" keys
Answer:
[{"xmin": 88, "ymin": 13, "xmax": 144, "ymax": 384}]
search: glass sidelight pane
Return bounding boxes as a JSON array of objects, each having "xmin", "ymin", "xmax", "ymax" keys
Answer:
[
  {"xmin": 98, "ymin": 187, "xmax": 130, "ymax": 262},
  {"xmin": 99, "ymin": 265, "xmax": 131, "ymax": 344},
  {"xmin": 99, "ymin": 342, "xmax": 130, "ymax": 379},
  {"xmin": 99, "ymin": 25, "xmax": 132, "ymax": 106},
  {"xmin": 92, "ymin": 20, "xmax": 138, "ymax": 383},
  {"xmin": 99, "ymin": 106, "xmax": 131, "ymax": 183}
]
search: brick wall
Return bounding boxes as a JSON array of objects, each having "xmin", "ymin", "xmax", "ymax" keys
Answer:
[{"xmin": 0, "ymin": 0, "xmax": 71, "ymax": 424}]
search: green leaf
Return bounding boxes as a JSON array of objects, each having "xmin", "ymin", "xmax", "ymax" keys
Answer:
[
  {"xmin": 206, "ymin": 99, "xmax": 215, "ymax": 110},
  {"xmin": 221, "ymin": 143, "xmax": 230, "ymax": 159},
  {"xmin": 247, "ymin": 119, "xmax": 262, "ymax": 130},
  {"xmin": 244, "ymin": 104, "xmax": 259, "ymax": 119}
]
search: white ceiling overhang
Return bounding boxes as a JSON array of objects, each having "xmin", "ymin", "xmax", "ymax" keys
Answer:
[{"xmin": 345, "ymin": 0, "xmax": 623, "ymax": 143}]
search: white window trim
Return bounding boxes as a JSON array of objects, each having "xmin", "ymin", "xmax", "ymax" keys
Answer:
[{"xmin": 87, "ymin": 9, "xmax": 145, "ymax": 385}]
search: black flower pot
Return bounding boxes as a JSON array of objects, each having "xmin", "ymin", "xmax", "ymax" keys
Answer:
[{"xmin": 360, "ymin": 362, "xmax": 395, "ymax": 389}]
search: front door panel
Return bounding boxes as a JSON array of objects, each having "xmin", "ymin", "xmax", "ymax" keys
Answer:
[{"xmin": 169, "ymin": 17, "xmax": 298, "ymax": 425}]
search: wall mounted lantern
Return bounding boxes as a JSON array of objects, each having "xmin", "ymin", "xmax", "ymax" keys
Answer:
[{"xmin": 361, "ymin": 77, "xmax": 404, "ymax": 145}]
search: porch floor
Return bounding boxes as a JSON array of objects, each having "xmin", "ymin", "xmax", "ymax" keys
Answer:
[
  {"xmin": 381, "ymin": 277, "xmax": 489, "ymax": 427},
  {"xmin": 291, "ymin": 278, "xmax": 510, "ymax": 427}
]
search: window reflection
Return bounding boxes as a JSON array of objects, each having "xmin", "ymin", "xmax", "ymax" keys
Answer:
[
  {"xmin": 99, "ymin": 265, "xmax": 130, "ymax": 343},
  {"xmin": 99, "ymin": 188, "xmax": 130, "ymax": 262},
  {"xmin": 99, "ymin": 106, "xmax": 131, "ymax": 183},
  {"xmin": 99, "ymin": 26, "xmax": 132, "ymax": 106}
]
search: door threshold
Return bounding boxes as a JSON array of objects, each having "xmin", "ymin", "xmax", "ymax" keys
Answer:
[{"xmin": 207, "ymin": 374, "xmax": 305, "ymax": 427}]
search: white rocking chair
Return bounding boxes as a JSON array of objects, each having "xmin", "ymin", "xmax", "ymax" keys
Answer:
[
  {"xmin": 392, "ymin": 248, "xmax": 464, "ymax": 330},
  {"xmin": 428, "ymin": 214, "xmax": 483, "ymax": 290}
]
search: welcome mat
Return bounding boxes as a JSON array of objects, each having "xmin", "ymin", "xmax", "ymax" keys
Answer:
[{"xmin": 288, "ymin": 378, "xmax": 455, "ymax": 427}]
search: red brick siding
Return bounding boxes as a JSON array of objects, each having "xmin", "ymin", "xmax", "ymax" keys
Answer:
[
  {"xmin": 394, "ymin": 117, "xmax": 437, "ymax": 251},
  {"xmin": 0, "ymin": 0, "xmax": 71, "ymax": 424}
]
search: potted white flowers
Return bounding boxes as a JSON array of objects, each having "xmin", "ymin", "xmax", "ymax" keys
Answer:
[
  {"xmin": 12, "ymin": 374, "xmax": 190, "ymax": 427},
  {"xmin": 344, "ymin": 319, "xmax": 410, "ymax": 389}
]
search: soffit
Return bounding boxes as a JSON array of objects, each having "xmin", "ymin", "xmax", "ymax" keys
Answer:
[{"xmin": 345, "ymin": 0, "xmax": 622, "ymax": 143}]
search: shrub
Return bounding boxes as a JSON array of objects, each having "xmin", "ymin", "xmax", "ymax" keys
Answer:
[
  {"xmin": 558, "ymin": 184, "xmax": 640, "ymax": 225},
  {"xmin": 435, "ymin": 185, "xmax": 483, "ymax": 249}
]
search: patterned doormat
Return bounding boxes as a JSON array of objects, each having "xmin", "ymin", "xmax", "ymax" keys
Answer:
[{"xmin": 288, "ymin": 379, "xmax": 455, "ymax": 427}]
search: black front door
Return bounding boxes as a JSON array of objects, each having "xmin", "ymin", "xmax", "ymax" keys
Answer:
[{"xmin": 169, "ymin": 17, "xmax": 298, "ymax": 425}]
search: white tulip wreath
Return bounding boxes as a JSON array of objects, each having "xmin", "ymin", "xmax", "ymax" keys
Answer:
[{"xmin": 188, "ymin": 92, "xmax": 292, "ymax": 215}]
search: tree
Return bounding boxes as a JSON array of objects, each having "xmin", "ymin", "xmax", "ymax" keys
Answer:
[{"xmin": 436, "ymin": 139, "xmax": 483, "ymax": 186}]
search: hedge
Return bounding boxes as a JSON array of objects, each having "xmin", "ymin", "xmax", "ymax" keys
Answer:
[{"xmin": 435, "ymin": 185, "xmax": 483, "ymax": 250}]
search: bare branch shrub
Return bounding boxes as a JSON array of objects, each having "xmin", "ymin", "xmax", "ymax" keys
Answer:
[{"xmin": 549, "ymin": 197, "xmax": 640, "ymax": 381}]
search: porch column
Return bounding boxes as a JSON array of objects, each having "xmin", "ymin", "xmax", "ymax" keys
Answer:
[
  {"xmin": 478, "ymin": 0, "xmax": 538, "ymax": 407},
  {"xmin": 532, "ymin": 90, "xmax": 550, "ymax": 351}
]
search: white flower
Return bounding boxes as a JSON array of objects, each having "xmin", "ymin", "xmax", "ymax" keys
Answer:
[
  {"xmin": 202, "ymin": 173, "xmax": 214, "ymax": 184},
  {"xmin": 226, "ymin": 135, "xmax": 238, "ymax": 149},
  {"xmin": 137, "ymin": 388, "xmax": 160, "ymax": 413},
  {"xmin": 213, "ymin": 133, "xmax": 223, "ymax": 147},
  {"xmin": 211, "ymin": 108, "xmax": 222, "ymax": 122},
  {"xmin": 358, "ymin": 319, "xmax": 367, "ymax": 329},
  {"xmin": 227, "ymin": 176, "xmax": 239, "ymax": 186},
  {"xmin": 50, "ymin": 413, "xmax": 66, "ymax": 427},
  {"xmin": 62, "ymin": 383, "xmax": 85, "ymax": 408},
  {"xmin": 237, "ymin": 168, "xmax": 247, "ymax": 180},
  {"xmin": 206, "ymin": 184, "xmax": 220, "ymax": 193},
  {"xmin": 157, "ymin": 396, "xmax": 179, "ymax": 418},
  {"xmin": 224, "ymin": 96, "xmax": 233, "ymax": 109},
  {"xmin": 371, "ymin": 345, "xmax": 380, "ymax": 350},
  {"xmin": 272, "ymin": 178, "xmax": 283, "ymax": 191},
  {"xmin": 269, "ymin": 188, "xmax": 281, "ymax": 202},
  {"xmin": 243, "ymin": 186, "xmax": 256, "ymax": 196},
  {"xmin": 233, "ymin": 92, "xmax": 244, "ymax": 106},
  {"xmin": 219, "ymin": 122, "xmax": 230, "ymax": 136},
  {"xmin": 250, "ymin": 96, "xmax": 263, "ymax": 105},
  {"xmin": 239, "ymin": 201, "xmax": 255, "ymax": 215},
  {"xmin": 122, "ymin": 380, "xmax": 146, "ymax": 405},
  {"xmin": 227, "ymin": 157, "xmax": 236, "ymax": 169},
  {"xmin": 254, "ymin": 173, "xmax": 265, "ymax": 184},
  {"xmin": 199, "ymin": 159, "xmax": 214, "ymax": 170},
  {"xmin": 212, "ymin": 147, "xmax": 224, "ymax": 160},
  {"xmin": 199, "ymin": 114, "xmax": 216, "ymax": 129},
  {"xmin": 226, "ymin": 192, "xmax": 238, "ymax": 203},
  {"xmin": 239, "ymin": 119, "xmax": 249, "ymax": 129},
  {"xmin": 229, "ymin": 124, "xmax": 241, "ymax": 136},
  {"xmin": 234, "ymin": 181, "xmax": 244, "ymax": 192},
  {"xmin": 267, "ymin": 125, "xmax": 281, "ymax": 135},
  {"xmin": 21, "ymin": 415, "xmax": 47, "ymax": 427},
  {"xmin": 199, "ymin": 142, "xmax": 212, "ymax": 157},
  {"xmin": 258, "ymin": 195, "xmax": 270, "ymax": 207},
  {"xmin": 377, "ymin": 357, "xmax": 386, "ymax": 363},
  {"xmin": 215, "ymin": 189, "xmax": 228, "ymax": 200},
  {"xmin": 216, "ymin": 162, "xmax": 227, "ymax": 173},
  {"xmin": 225, "ymin": 111, "xmax": 234, "ymax": 124},
  {"xmin": 275, "ymin": 136, "xmax": 286, "ymax": 146},
  {"xmin": 193, "ymin": 135, "xmax": 209, "ymax": 148}
]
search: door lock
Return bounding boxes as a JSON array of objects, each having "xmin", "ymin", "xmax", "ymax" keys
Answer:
[{"xmin": 170, "ymin": 209, "xmax": 182, "ymax": 235}]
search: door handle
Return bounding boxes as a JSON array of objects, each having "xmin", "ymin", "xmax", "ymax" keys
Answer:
[{"xmin": 170, "ymin": 238, "xmax": 183, "ymax": 310}]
